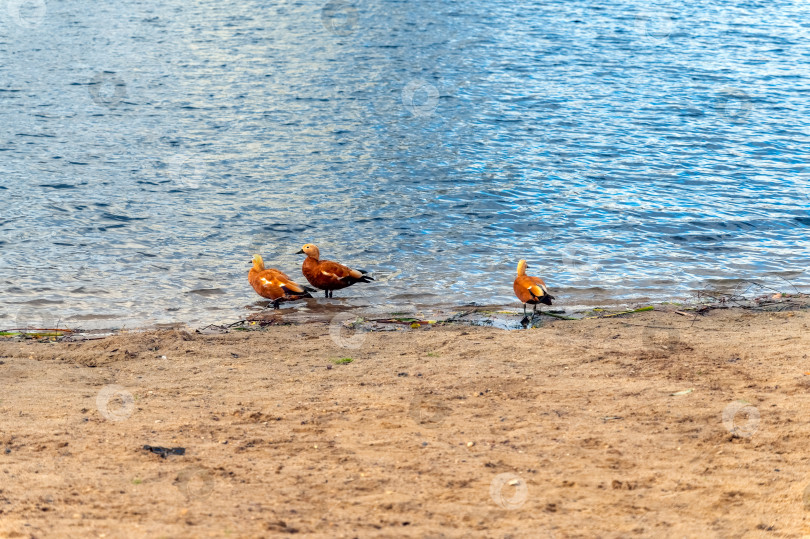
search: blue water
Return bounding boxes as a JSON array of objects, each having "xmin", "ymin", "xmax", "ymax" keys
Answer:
[{"xmin": 1, "ymin": 0, "xmax": 809, "ymax": 329}]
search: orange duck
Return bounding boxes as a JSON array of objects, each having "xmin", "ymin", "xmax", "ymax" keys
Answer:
[
  {"xmin": 248, "ymin": 254, "xmax": 313, "ymax": 309},
  {"xmin": 296, "ymin": 244, "xmax": 373, "ymax": 297},
  {"xmin": 513, "ymin": 259, "xmax": 554, "ymax": 320}
]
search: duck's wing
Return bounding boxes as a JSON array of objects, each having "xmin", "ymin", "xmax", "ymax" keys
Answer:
[
  {"xmin": 269, "ymin": 268, "xmax": 295, "ymax": 281},
  {"xmin": 250, "ymin": 271, "xmax": 284, "ymax": 300},
  {"xmin": 267, "ymin": 269, "xmax": 309, "ymax": 296},
  {"xmin": 528, "ymin": 276, "xmax": 549, "ymax": 295},
  {"xmin": 529, "ymin": 276, "xmax": 554, "ymax": 303},
  {"xmin": 350, "ymin": 268, "xmax": 374, "ymax": 282},
  {"xmin": 319, "ymin": 260, "xmax": 373, "ymax": 285}
]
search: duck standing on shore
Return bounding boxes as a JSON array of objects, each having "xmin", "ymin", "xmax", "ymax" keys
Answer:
[
  {"xmin": 296, "ymin": 244, "xmax": 373, "ymax": 298},
  {"xmin": 248, "ymin": 254, "xmax": 313, "ymax": 309},
  {"xmin": 513, "ymin": 259, "xmax": 554, "ymax": 322}
]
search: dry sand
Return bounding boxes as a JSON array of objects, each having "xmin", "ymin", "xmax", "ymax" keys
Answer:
[{"xmin": 1, "ymin": 305, "xmax": 810, "ymax": 537}]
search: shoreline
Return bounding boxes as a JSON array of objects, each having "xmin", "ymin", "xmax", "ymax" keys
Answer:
[
  {"xmin": 5, "ymin": 279, "xmax": 808, "ymax": 337},
  {"xmin": 1, "ymin": 302, "xmax": 810, "ymax": 535},
  {"xmin": 2, "ymin": 290, "xmax": 808, "ymax": 340}
]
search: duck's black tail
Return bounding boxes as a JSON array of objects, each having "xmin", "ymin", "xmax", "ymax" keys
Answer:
[
  {"xmin": 355, "ymin": 270, "xmax": 374, "ymax": 283},
  {"xmin": 283, "ymin": 284, "xmax": 315, "ymax": 299},
  {"xmin": 301, "ymin": 285, "xmax": 317, "ymax": 297}
]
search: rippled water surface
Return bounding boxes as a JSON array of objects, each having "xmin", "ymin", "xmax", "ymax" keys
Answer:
[{"xmin": 1, "ymin": 0, "xmax": 809, "ymax": 328}]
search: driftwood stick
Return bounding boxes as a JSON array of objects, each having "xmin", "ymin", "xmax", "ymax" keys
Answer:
[
  {"xmin": 537, "ymin": 311, "xmax": 578, "ymax": 320},
  {"xmin": 582, "ymin": 306, "xmax": 654, "ymax": 319}
]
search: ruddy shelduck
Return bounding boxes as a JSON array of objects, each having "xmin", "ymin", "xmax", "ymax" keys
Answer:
[
  {"xmin": 248, "ymin": 254, "xmax": 313, "ymax": 309},
  {"xmin": 296, "ymin": 243, "xmax": 373, "ymax": 298},
  {"xmin": 513, "ymin": 259, "xmax": 554, "ymax": 319}
]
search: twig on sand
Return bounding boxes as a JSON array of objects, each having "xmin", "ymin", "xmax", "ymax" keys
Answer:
[
  {"xmin": 537, "ymin": 311, "xmax": 578, "ymax": 320},
  {"xmin": 582, "ymin": 306, "xmax": 654, "ymax": 319},
  {"xmin": 440, "ymin": 310, "xmax": 476, "ymax": 324}
]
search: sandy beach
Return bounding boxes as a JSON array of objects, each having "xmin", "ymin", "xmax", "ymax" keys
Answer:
[
  {"xmin": 1, "ymin": 302, "xmax": 810, "ymax": 537},
  {"xmin": 3, "ymin": 0, "xmax": 808, "ymax": 537}
]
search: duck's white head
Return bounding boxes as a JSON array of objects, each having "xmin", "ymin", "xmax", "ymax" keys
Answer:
[{"xmin": 251, "ymin": 254, "xmax": 265, "ymax": 271}]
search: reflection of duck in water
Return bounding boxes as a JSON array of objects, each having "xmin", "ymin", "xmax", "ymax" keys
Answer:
[
  {"xmin": 296, "ymin": 244, "xmax": 373, "ymax": 298},
  {"xmin": 248, "ymin": 254, "xmax": 313, "ymax": 309},
  {"xmin": 513, "ymin": 259, "xmax": 554, "ymax": 323}
]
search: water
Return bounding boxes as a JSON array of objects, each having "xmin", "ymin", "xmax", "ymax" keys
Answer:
[{"xmin": 1, "ymin": 0, "xmax": 809, "ymax": 329}]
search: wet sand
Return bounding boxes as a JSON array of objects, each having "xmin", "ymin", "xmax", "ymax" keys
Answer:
[{"xmin": 1, "ymin": 303, "xmax": 810, "ymax": 537}]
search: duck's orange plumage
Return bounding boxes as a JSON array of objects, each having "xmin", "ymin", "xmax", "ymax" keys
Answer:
[
  {"xmin": 513, "ymin": 259, "xmax": 554, "ymax": 316},
  {"xmin": 248, "ymin": 254, "xmax": 312, "ymax": 308},
  {"xmin": 296, "ymin": 244, "xmax": 373, "ymax": 298}
]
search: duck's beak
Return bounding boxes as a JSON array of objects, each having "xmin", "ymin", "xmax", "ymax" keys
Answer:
[{"xmin": 295, "ymin": 249, "xmax": 304, "ymax": 254}]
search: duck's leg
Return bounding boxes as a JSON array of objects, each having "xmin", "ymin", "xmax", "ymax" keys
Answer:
[
  {"xmin": 324, "ymin": 290, "xmax": 329, "ymax": 298},
  {"xmin": 528, "ymin": 303, "xmax": 540, "ymax": 324},
  {"xmin": 272, "ymin": 298, "xmax": 282, "ymax": 310},
  {"xmin": 520, "ymin": 303, "xmax": 530, "ymax": 326},
  {"xmin": 329, "ymin": 290, "xmax": 333, "ymax": 298}
]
